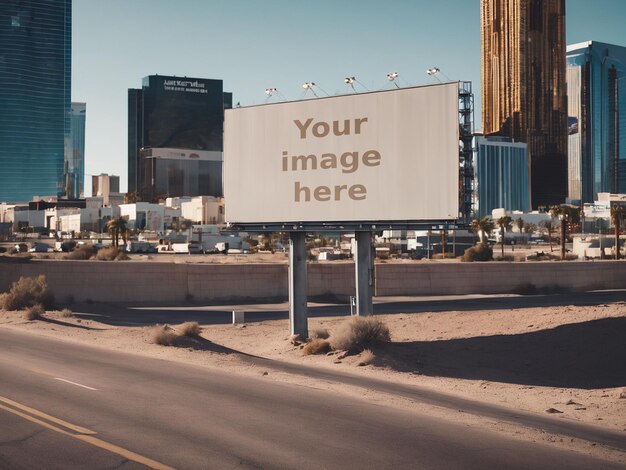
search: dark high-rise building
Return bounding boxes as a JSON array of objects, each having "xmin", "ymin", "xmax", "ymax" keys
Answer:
[
  {"xmin": 0, "ymin": 0, "xmax": 72, "ymax": 203},
  {"xmin": 567, "ymin": 41, "xmax": 626, "ymax": 203},
  {"xmin": 128, "ymin": 75, "xmax": 231, "ymax": 202},
  {"xmin": 480, "ymin": 0, "xmax": 568, "ymax": 208}
]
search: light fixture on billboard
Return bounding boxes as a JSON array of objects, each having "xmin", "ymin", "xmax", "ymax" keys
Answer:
[
  {"xmin": 302, "ymin": 82, "xmax": 319, "ymax": 97},
  {"xmin": 387, "ymin": 72, "xmax": 399, "ymax": 88},
  {"xmin": 427, "ymin": 67, "xmax": 443, "ymax": 83},
  {"xmin": 344, "ymin": 76, "xmax": 356, "ymax": 93}
]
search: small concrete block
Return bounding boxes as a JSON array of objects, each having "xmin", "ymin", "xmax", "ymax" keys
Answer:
[{"xmin": 232, "ymin": 310, "xmax": 245, "ymax": 324}]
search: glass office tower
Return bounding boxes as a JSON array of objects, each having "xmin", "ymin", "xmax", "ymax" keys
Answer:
[
  {"xmin": 65, "ymin": 102, "xmax": 86, "ymax": 199},
  {"xmin": 0, "ymin": 0, "xmax": 72, "ymax": 202},
  {"xmin": 475, "ymin": 136, "xmax": 531, "ymax": 217},
  {"xmin": 567, "ymin": 41, "xmax": 626, "ymax": 203},
  {"xmin": 128, "ymin": 75, "xmax": 231, "ymax": 201}
]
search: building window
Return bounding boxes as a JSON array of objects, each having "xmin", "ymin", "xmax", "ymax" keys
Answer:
[{"xmin": 11, "ymin": 16, "xmax": 21, "ymax": 27}]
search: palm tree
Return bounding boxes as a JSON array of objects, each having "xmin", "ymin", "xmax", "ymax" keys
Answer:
[
  {"xmin": 471, "ymin": 217, "xmax": 495, "ymax": 245},
  {"xmin": 515, "ymin": 217, "xmax": 524, "ymax": 233},
  {"xmin": 550, "ymin": 205, "xmax": 581, "ymax": 260},
  {"xmin": 611, "ymin": 204, "xmax": 624, "ymax": 260},
  {"xmin": 496, "ymin": 216, "xmax": 512, "ymax": 258},
  {"xmin": 106, "ymin": 217, "xmax": 128, "ymax": 248}
]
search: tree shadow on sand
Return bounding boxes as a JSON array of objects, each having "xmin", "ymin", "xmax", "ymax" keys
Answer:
[{"xmin": 376, "ymin": 317, "xmax": 626, "ymax": 389}]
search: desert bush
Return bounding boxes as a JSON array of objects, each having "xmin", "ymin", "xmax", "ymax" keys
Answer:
[
  {"xmin": 462, "ymin": 244, "xmax": 493, "ymax": 262},
  {"xmin": 526, "ymin": 251, "xmax": 559, "ymax": 261},
  {"xmin": 0, "ymin": 275, "xmax": 54, "ymax": 311},
  {"xmin": 329, "ymin": 316, "xmax": 391, "ymax": 353},
  {"xmin": 96, "ymin": 246, "xmax": 129, "ymax": 261},
  {"xmin": 303, "ymin": 338, "xmax": 331, "ymax": 355},
  {"xmin": 311, "ymin": 328, "xmax": 330, "ymax": 340},
  {"xmin": 64, "ymin": 244, "xmax": 95, "ymax": 260},
  {"xmin": 149, "ymin": 324, "xmax": 178, "ymax": 346},
  {"xmin": 60, "ymin": 308, "xmax": 73, "ymax": 318},
  {"xmin": 357, "ymin": 349, "xmax": 375, "ymax": 366},
  {"xmin": 177, "ymin": 321, "xmax": 202, "ymax": 337},
  {"xmin": 24, "ymin": 304, "xmax": 44, "ymax": 321}
]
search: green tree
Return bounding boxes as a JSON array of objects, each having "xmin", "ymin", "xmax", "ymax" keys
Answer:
[
  {"xmin": 106, "ymin": 217, "xmax": 128, "ymax": 248},
  {"xmin": 496, "ymin": 216, "xmax": 513, "ymax": 258},
  {"xmin": 515, "ymin": 217, "xmax": 524, "ymax": 233},
  {"xmin": 471, "ymin": 217, "xmax": 495, "ymax": 245},
  {"xmin": 611, "ymin": 204, "xmax": 624, "ymax": 260}
]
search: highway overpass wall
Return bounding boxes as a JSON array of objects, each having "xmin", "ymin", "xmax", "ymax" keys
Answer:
[{"xmin": 0, "ymin": 260, "xmax": 624, "ymax": 303}]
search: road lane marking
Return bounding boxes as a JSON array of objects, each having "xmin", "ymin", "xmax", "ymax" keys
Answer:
[
  {"xmin": 76, "ymin": 435, "xmax": 176, "ymax": 470},
  {"xmin": 54, "ymin": 377, "xmax": 98, "ymax": 391},
  {"xmin": 0, "ymin": 397, "xmax": 175, "ymax": 470},
  {"xmin": 0, "ymin": 395, "xmax": 95, "ymax": 434}
]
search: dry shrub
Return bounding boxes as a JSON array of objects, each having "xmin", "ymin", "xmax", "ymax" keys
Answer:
[
  {"xmin": 96, "ymin": 246, "xmax": 129, "ymax": 261},
  {"xmin": 311, "ymin": 328, "xmax": 330, "ymax": 340},
  {"xmin": 329, "ymin": 316, "xmax": 391, "ymax": 353},
  {"xmin": 64, "ymin": 244, "xmax": 95, "ymax": 260},
  {"xmin": 24, "ymin": 304, "xmax": 44, "ymax": 321},
  {"xmin": 462, "ymin": 244, "xmax": 493, "ymax": 262},
  {"xmin": 177, "ymin": 321, "xmax": 202, "ymax": 337},
  {"xmin": 303, "ymin": 338, "xmax": 331, "ymax": 355},
  {"xmin": 60, "ymin": 308, "xmax": 73, "ymax": 318},
  {"xmin": 149, "ymin": 324, "xmax": 178, "ymax": 346},
  {"xmin": 357, "ymin": 349, "xmax": 375, "ymax": 366},
  {"xmin": 1, "ymin": 275, "xmax": 54, "ymax": 311}
]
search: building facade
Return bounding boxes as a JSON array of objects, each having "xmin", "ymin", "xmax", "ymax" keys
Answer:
[
  {"xmin": 0, "ymin": 0, "xmax": 72, "ymax": 203},
  {"xmin": 480, "ymin": 0, "xmax": 568, "ymax": 208},
  {"xmin": 567, "ymin": 41, "xmax": 626, "ymax": 203},
  {"xmin": 65, "ymin": 102, "xmax": 86, "ymax": 199},
  {"xmin": 128, "ymin": 75, "xmax": 232, "ymax": 202},
  {"xmin": 475, "ymin": 136, "xmax": 531, "ymax": 217}
]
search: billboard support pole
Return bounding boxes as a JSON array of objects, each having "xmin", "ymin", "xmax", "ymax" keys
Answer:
[
  {"xmin": 355, "ymin": 231, "xmax": 374, "ymax": 316},
  {"xmin": 289, "ymin": 231, "xmax": 308, "ymax": 337}
]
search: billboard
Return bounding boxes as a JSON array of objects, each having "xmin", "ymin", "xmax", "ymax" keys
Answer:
[{"xmin": 224, "ymin": 82, "xmax": 459, "ymax": 224}]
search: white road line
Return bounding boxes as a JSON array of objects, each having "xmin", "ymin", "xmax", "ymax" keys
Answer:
[{"xmin": 54, "ymin": 378, "xmax": 98, "ymax": 391}]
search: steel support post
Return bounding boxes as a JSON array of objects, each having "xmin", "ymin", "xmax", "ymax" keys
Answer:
[
  {"xmin": 355, "ymin": 230, "xmax": 374, "ymax": 316},
  {"xmin": 289, "ymin": 231, "xmax": 308, "ymax": 337}
]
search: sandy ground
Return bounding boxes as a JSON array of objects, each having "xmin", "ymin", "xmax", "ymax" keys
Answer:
[{"xmin": 1, "ymin": 300, "xmax": 625, "ymax": 465}]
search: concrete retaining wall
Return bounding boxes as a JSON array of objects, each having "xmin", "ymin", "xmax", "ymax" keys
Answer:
[{"xmin": 0, "ymin": 259, "xmax": 624, "ymax": 303}]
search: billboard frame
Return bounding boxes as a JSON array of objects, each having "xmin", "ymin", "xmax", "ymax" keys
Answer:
[{"xmin": 226, "ymin": 81, "xmax": 474, "ymax": 233}]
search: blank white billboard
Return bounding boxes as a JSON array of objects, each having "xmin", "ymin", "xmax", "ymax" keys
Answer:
[{"xmin": 224, "ymin": 82, "xmax": 459, "ymax": 224}]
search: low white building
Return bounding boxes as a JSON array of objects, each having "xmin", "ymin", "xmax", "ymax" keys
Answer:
[
  {"xmin": 181, "ymin": 196, "xmax": 224, "ymax": 225},
  {"xmin": 119, "ymin": 202, "xmax": 164, "ymax": 231}
]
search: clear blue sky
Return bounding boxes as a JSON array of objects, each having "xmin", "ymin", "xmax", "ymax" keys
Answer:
[{"xmin": 72, "ymin": 0, "xmax": 626, "ymax": 193}]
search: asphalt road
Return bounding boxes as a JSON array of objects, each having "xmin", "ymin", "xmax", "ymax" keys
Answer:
[{"xmin": 0, "ymin": 329, "xmax": 623, "ymax": 469}]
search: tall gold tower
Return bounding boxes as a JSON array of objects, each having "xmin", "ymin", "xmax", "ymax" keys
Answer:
[{"xmin": 481, "ymin": 0, "xmax": 568, "ymax": 208}]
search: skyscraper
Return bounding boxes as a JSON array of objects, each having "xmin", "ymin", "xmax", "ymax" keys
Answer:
[
  {"xmin": 128, "ymin": 75, "xmax": 232, "ymax": 202},
  {"xmin": 567, "ymin": 41, "xmax": 626, "ymax": 203},
  {"xmin": 66, "ymin": 102, "xmax": 86, "ymax": 199},
  {"xmin": 475, "ymin": 136, "xmax": 530, "ymax": 217},
  {"xmin": 0, "ymin": 0, "xmax": 72, "ymax": 203},
  {"xmin": 480, "ymin": 0, "xmax": 568, "ymax": 208}
]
